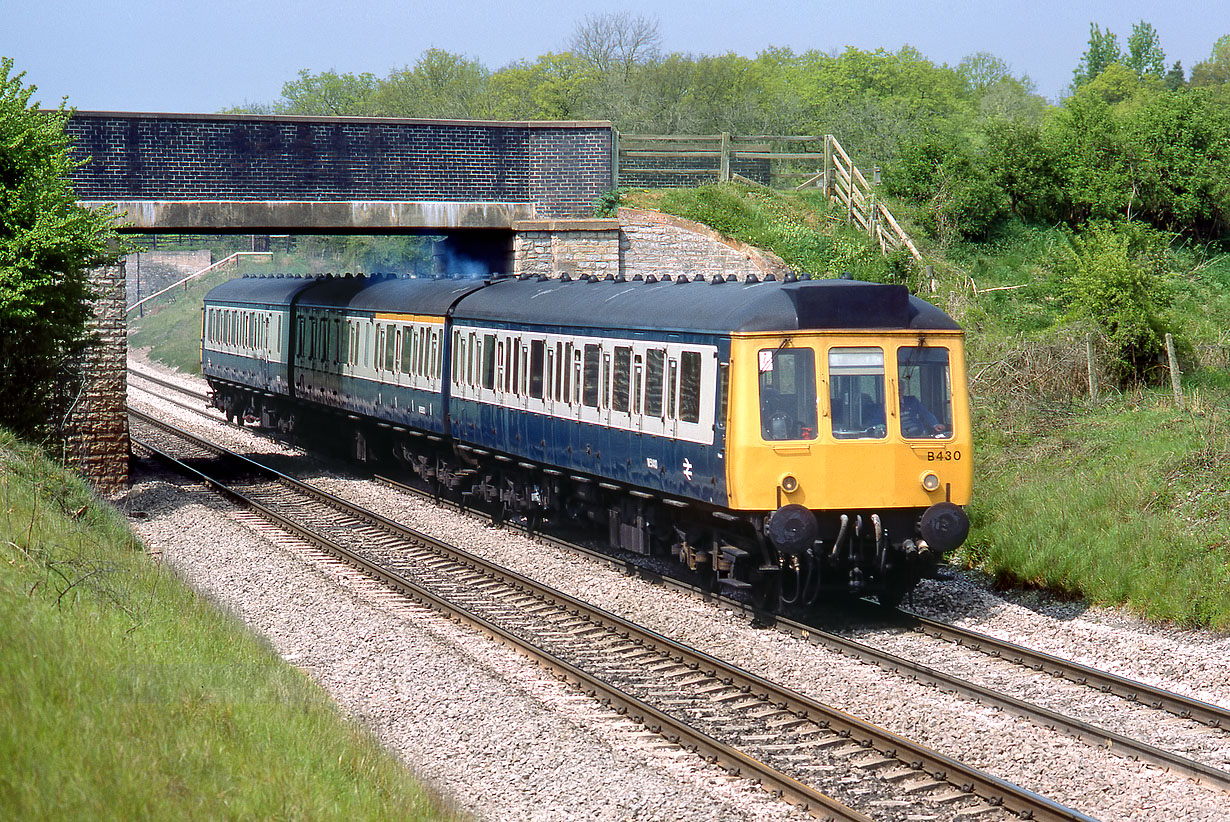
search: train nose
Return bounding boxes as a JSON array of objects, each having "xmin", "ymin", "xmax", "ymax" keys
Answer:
[
  {"xmin": 919, "ymin": 501, "xmax": 970, "ymax": 554},
  {"xmin": 766, "ymin": 503, "xmax": 818, "ymax": 556}
]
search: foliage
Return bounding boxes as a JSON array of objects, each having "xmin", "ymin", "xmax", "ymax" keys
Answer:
[
  {"xmin": 1046, "ymin": 220, "xmax": 1174, "ymax": 380},
  {"xmin": 883, "ymin": 129, "xmax": 1008, "ymax": 244},
  {"xmin": 0, "ymin": 57, "xmax": 126, "ymax": 441},
  {"xmin": 0, "ymin": 431, "xmax": 459, "ymax": 820},
  {"xmin": 1124, "ymin": 20, "xmax": 1167, "ymax": 80},
  {"xmin": 1072, "ymin": 23, "xmax": 1122, "ymax": 88}
]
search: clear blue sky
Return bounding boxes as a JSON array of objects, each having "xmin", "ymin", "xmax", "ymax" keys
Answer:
[{"xmin": 5, "ymin": 0, "xmax": 1227, "ymax": 113}]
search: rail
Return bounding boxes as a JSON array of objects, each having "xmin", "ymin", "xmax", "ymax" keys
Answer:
[{"xmin": 126, "ymin": 252, "xmax": 272, "ymax": 316}]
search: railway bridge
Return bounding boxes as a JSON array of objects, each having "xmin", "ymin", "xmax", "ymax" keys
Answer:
[{"xmin": 62, "ymin": 112, "xmax": 786, "ymax": 492}]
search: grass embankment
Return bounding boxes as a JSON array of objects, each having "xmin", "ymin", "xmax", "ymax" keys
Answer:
[{"xmin": 0, "ymin": 431, "xmax": 461, "ymax": 820}]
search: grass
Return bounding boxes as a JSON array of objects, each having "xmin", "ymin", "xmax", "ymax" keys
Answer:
[
  {"xmin": 965, "ymin": 397, "xmax": 1230, "ymax": 627},
  {"xmin": 0, "ymin": 430, "xmax": 463, "ymax": 821}
]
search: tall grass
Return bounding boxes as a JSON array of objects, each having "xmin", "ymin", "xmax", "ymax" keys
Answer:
[{"xmin": 0, "ymin": 431, "xmax": 461, "ymax": 820}]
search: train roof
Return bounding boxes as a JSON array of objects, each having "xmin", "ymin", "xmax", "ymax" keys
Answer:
[
  {"xmin": 203, "ymin": 274, "xmax": 318, "ymax": 306},
  {"xmin": 203, "ymin": 273, "xmax": 961, "ymax": 334},
  {"xmin": 452, "ymin": 276, "xmax": 961, "ymax": 334},
  {"xmin": 297, "ymin": 274, "xmax": 484, "ymax": 314}
]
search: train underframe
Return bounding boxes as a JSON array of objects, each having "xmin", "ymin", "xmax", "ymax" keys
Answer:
[{"xmin": 210, "ymin": 381, "xmax": 950, "ymax": 612}]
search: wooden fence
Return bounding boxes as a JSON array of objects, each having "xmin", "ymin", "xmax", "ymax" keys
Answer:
[{"xmin": 616, "ymin": 132, "xmax": 922, "ymax": 265}]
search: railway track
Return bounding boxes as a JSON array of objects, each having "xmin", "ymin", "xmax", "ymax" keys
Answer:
[
  {"xmin": 126, "ymin": 366, "xmax": 1230, "ymax": 800},
  {"xmin": 129, "ymin": 406, "xmax": 1094, "ymax": 822}
]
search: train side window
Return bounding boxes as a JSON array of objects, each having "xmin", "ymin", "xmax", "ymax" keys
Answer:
[
  {"xmin": 511, "ymin": 339, "xmax": 521, "ymax": 395},
  {"xmin": 467, "ymin": 333, "xmax": 477, "ymax": 385},
  {"xmin": 385, "ymin": 327, "xmax": 397, "ymax": 372},
  {"xmin": 555, "ymin": 342, "xmax": 564, "ymax": 401},
  {"xmin": 482, "ymin": 334, "xmax": 496, "ymax": 389},
  {"xmin": 680, "ymin": 351, "xmax": 701, "ymax": 424},
  {"xmin": 828, "ymin": 347, "xmax": 885, "ymax": 440},
  {"xmin": 602, "ymin": 350, "xmax": 612, "ymax": 409},
  {"xmin": 573, "ymin": 346, "xmax": 582, "ymax": 405},
  {"xmin": 612, "ymin": 346, "xmax": 631, "ymax": 412},
  {"xmin": 667, "ymin": 358, "xmax": 678, "ymax": 420},
  {"xmin": 632, "ymin": 354, "xmax": 643, "ymax": 416},
  {"xmin": 582, "ymin": 344, "xmax": 600, "ymax": 408},
  {"xmin": 530, "ymin": 340, "xmax": 545, "ymax": 399},
  {"xmin": 562, "ymin": 343, "xmax": 573, "ymax": 403},
  {"xmin": 897, "ymin": 346, "xmax": 953, "ymax": 438},
  {"xmin": 717, "ymin": 361, "xmax": 729, "ymax": 428},
  {"xmin": 759, "ymin": 348, "xmax": 818, "ymax": 440},
  {"xmin": 432, "ymin": 331, "xmax": 441, "ymax": 380},
  {"xmin": 645, "ymin": 349, "xmax": 665, "ymax": 417}
]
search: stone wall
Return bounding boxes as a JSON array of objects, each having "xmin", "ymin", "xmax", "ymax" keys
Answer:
[
  {"xmin": 64, "ymin": 262, "xmax": 129, "ymax": 494},
  {"xmin": 126, "ymin": 249, "xmax": 212, "ymax": 307},
  {"xmin": 513, "ymin": 220, "xmax": 621, "ymax": 279},
  {"xmin": 64, "ymin": 112, "xmax": 614, "ymax": 219},
  {"xmin": 511, "ymin": 209, "xmax": 790, "ymax": 283},
  {"xmin": 617, "ymin": 208, "xmax": 791, "ymax": 282}
]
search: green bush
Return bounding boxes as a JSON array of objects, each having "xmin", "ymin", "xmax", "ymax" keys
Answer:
[{"xmin": 1047, "ymin": 220, "xmax": 1175, "ymax": 381}]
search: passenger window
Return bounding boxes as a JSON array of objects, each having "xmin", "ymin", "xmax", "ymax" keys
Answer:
[
  {"xmin": 612, "ymin": 347, "xmax": 631, "ymax": 412},
  {"xmin": 583, "ymin": 344, "xmax": 601, "ymax": 408},
  {"xmin": 482, "ymin": 334, "xmax": 496, "ymax": 389},
  {"xmin": 385, "ymin": 327, "xmax": 396, "ymax": 372},
  {"xmin": 759, "ymin": 348, "xmax": 818, "ymax": 440},
  {"xmin": 667, "ymin": 359, "xmax": 678, "ymax": 420},
  {"xmin": 828, "ymin": 347, "xmax": 886, "ymax": 440},
  {"xmin": 530, "ymin": 340, "xmax": 545, "ymax": 399},
  {"xmin": 645, "ymin": 349, "xmax": 665, "ymax": 417},
  {"xmin": 632, "ymin": 355, "xmax": 643, "ymax": 415},
  {"xmin": 897, "ymin": 346, "xmax": 954, "ymax": 438},
  {"xmin": 680, "ymin": 351, "xmax": 701, "ymax": 424}
]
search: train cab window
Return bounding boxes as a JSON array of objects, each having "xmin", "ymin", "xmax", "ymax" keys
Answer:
[
  {"xmin": 759, "ymin": 348, "xmax": 818, "ymax": 440},
  {"xmin": 645, "ymin": 349, "xmax": 665, "ymax": 417},
  {"xmin": 897, "ymin": 346, "xmax": 954, "ymax": 438},
  {"xmin": 828, "ymin": 347, "xmax": 886, "ymax": 440},
  {"xmin": 582, "ymin": 344, "xmax": 601, "ymax": 408},
  {"xmin": 680, "ymin": 351, "xmax": 702, "ymax": 424}
]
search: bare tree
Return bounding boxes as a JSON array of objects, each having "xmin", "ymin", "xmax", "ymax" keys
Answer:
[{"xmin": 568, "ymin": 12, "xmax": 661, "ymax": 79}]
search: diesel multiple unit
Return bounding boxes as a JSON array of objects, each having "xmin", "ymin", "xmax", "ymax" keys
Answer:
[{"xmin": 203, "ymin": 272, "xmax": 973, "ymax": 609}]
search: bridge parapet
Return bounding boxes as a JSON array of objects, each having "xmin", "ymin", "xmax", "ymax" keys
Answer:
[{"xmin": 66, "ymin": 112, "xmax": 615, "ymax": 222}]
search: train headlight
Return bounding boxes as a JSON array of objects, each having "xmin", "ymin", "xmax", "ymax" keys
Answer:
[
  {"xmin": 920, "ymin": 471, "xmax": 941, "ymax": 492},
  {"xmin": 780, "ymin": 474, "xmax": 799, "ymax": 493}
]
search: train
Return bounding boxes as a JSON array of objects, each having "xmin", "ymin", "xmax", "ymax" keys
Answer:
[{"xmin": 202, "ymin": 271, "xmax": 972, "ymax": 610}]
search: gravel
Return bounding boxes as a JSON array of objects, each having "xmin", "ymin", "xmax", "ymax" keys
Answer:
[{"xmin": 123, "ymin": 360, "xmax": 1230, "ymax": 821}]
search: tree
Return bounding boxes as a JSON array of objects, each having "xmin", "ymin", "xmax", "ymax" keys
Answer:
[
  {"xmin": 1072, "ymin": 23, "xmax": 1122, "ymax": 88},
  {"xmin": 957, "ymin": 51, "xmax": 1012, "ymax": 95},
  {"xmin": 568, "ymin": 12, "xmax": 661, "ymax": 80},
  {"xmin": 0, "ymin": 58, "xmax": 125, "ymax": 440},
  {"xmin": 274, "ymin": 69, "xmax": 378, "ymax": 115},
  {"xmin": 369, "ymin": 49, "xmax": 493, "ymax": 119},
  {"xmin": 1190, "ymin": 34, "xmax": 1230, "ymax": 86},
  {"xmin": 1164, "ymin": 61, "xmax": 1187, "ymax": 91},
  {"xmin": 1124, "ymin": 21, "xmax": 1166, "ymax": 80}
]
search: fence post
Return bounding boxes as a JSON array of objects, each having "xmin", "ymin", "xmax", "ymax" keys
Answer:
[
  {"xmin": 1086, "ymin": 333, "xmax": 1098, "ymax": 402},
  {"xmin": 719, "ymin": 132, "xmax": 731, "ymax": 182},
  {"xmin": 824, "ymin": 136, "xmax": 833, "ymax": 197},
  {"xmin": 867, "ymin": 192, "xmax": 877, "ymax": 238},
  {"xmin": 1166, "ymin": 333, "xmax": 1183, "ymax": 408}
]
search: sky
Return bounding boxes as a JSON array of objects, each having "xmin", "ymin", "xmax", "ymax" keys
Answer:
[{"xmin": 5, "ymin": 0, "xmax": 1228, "ymax": 114}]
